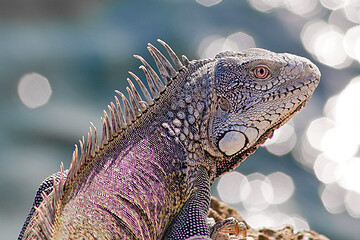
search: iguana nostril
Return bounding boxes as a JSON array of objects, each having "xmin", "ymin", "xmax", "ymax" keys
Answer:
[
  {"xmin": 306, "ymin": 63, "xmax": 315, "ymax": 73},
  {"xmin": 304, "ymin": 61, "xmax": 321, "ymax": 78}
]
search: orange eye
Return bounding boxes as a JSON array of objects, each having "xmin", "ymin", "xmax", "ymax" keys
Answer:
[{"xmin": 253, "ymin": 66, "xmax": 270, "ymax": 79}]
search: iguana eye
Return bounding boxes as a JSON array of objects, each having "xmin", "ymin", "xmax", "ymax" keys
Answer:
[
  {"xmin": 253, "ymin": 66, "xmax": 270, "ymax": 79},
  {"xmin": 219, "ymin": 97, "xmax": 230, "ymax": 112}
]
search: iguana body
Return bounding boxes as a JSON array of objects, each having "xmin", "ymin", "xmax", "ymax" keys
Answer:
[{"xmin": 19, "ymin": 40, "xmax": 320, "ymax": 239}]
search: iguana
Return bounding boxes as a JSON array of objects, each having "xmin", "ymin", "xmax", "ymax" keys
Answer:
[{"xmin": 18, "ymin": 40, "xmax": 320, "ymax": 240}]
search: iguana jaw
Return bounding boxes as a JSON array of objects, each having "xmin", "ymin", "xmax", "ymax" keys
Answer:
[
  {"xmin": 218, "ymin": 75, "xmax": 320, "ymax": 157},
  {"xmin": 209, "ymin": 98, "xmax": 310, "ymax": 179},
  {"xmin": 202, "ymin": 90, "xmax": 313, "ymax": 159}
]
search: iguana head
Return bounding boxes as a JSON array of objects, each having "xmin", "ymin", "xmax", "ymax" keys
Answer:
[{"xmin": 200, "ymin": 48, "xmax": 320, "ymax": 177}]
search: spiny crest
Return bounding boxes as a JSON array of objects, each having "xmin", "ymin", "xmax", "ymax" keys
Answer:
[{"xmin": 64, "ymin": 39, "xmax": 186, "ymax": 189}]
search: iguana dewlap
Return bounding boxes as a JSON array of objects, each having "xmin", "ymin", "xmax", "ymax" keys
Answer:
[{"xmin": 19, "ymin": 40, "xmax": 320, "ymax": 240}]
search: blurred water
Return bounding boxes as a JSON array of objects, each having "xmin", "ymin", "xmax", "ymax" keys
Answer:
[{"xmin": 1, "ymin": 1, "xmax": 360, "ymax": 239}]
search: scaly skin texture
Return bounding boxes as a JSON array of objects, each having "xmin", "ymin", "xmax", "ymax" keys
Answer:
[
  {"xmin": 56, "ymin": 128, "xmax": 187, "ymax": 239},
  {"xmin": 19, "ymin": 40, "xmax": 320, "ymax": 240}
]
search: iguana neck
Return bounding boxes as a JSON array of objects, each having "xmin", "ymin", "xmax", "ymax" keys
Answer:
[{"xmin": 158, "ymin": 59, "xmax": 220, "ymax": 179}]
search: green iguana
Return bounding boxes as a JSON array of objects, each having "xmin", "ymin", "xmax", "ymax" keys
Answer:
[{"xmin": 18, "ymin": 40, "xmax": 320, "ymax": 239}]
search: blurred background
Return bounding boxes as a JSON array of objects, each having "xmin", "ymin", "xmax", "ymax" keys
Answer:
[{"xmin": 1, "ymin": 0, "xmax": 360, "ymax": 239}]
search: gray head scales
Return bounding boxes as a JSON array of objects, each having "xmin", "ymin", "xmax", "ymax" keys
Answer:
[{"xmin": 197, "ymin": 48, "xmax": 320, "ymax": 178}]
